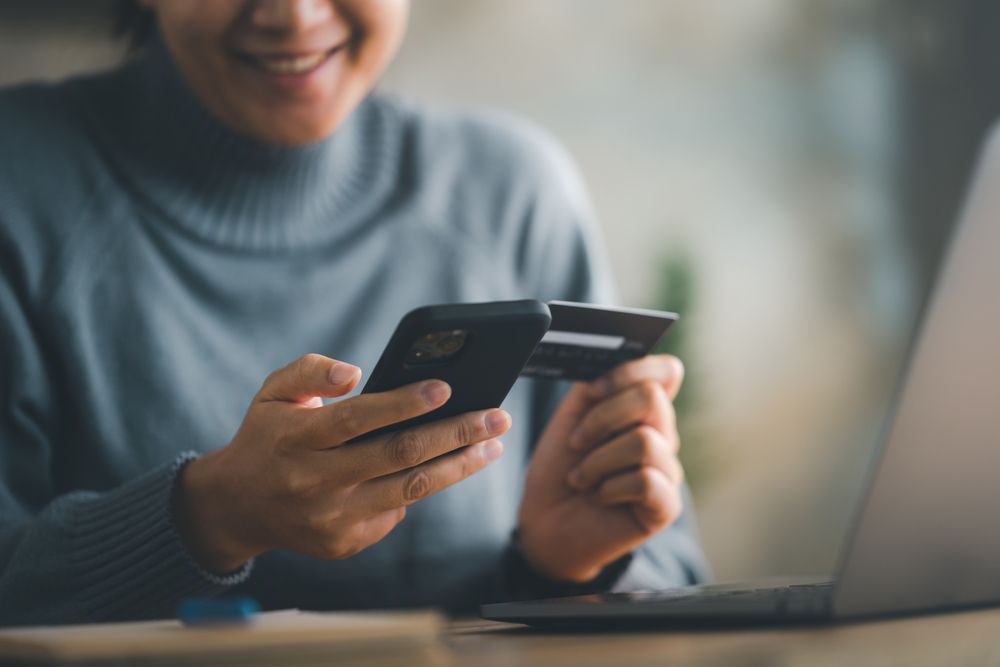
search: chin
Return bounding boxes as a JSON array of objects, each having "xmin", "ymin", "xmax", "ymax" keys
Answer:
[{"xmin": 251, "ymin": 106, "xmax": 353, "ymax": 146}]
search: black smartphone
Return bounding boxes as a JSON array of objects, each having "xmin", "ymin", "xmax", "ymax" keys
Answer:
[{"xmin": 357, "ymin": 299, "xmax": 552, "ymax": 438}]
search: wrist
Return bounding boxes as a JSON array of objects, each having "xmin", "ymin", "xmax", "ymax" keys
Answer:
[
  {"xmin": 172, "ymin": 451, "xmax": 256, "ymax": 574},
  {"xmin": 502, "ymin": 529, "xmax": 634, "ymax": 600},
  {"xmin": 514, "ymin": 526, "xmax": 602, "ymax": 583}
]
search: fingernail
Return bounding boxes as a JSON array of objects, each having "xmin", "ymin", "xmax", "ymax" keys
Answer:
[
  {"xmin": 566, "ymin": 468, "xmax": 584, "ymax": 489},
  {"xmin": 329, "ymin": 363, "xmax": 359, "ymax": 385},
  {"xmin": 420, "ymin": 380, "xmax": 451, "ymax": 406},
  {"xmin": 484, "ymin": 439, "xmax": 504, "ymax": 461},
  {"xmin": 485, "ymin": 410, "xmax": 510, "ymax": 435}
]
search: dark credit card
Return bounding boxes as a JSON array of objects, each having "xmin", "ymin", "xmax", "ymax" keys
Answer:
[{"xmin": 520, "ymin": 301, "xmax": 678, "ymax": 381}]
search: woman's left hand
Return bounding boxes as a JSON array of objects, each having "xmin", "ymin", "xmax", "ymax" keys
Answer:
[{"xmin": 517, "ymin": 355, "xmax": 687, "ymax": 582}]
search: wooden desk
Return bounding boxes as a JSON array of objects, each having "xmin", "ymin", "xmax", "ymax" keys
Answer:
[
  {"xmin": 446, "ymin": 608, "xmax": 1000, "ymax": 666},
  {"xmin": 6, "ymin": 608, "xmax": 1000, "ymax": 665}
]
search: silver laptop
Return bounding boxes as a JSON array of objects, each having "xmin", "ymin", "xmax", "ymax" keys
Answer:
[{"xmin": 482, "ymin": 124, "xmax": 1000, "ymax": 627}]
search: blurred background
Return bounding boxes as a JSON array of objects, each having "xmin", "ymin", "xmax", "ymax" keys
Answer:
[{"xmin": 3, "ymin": 0, "xmax": 999, "ymax": 582}]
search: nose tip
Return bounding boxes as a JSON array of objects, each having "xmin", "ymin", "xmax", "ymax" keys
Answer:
[{"xmin": 250, "ymin": 0, "xmax": 334, "ymax": 31}]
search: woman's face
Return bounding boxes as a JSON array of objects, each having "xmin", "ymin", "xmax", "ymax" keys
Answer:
[{"xmin": 143, "ymin": 0, "xmax": 409, "ymax": 145}]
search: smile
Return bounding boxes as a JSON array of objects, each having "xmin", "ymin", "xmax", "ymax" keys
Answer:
[{"xmin": 238, "ymin": 45, "xmax": 343, "ymax": 76}]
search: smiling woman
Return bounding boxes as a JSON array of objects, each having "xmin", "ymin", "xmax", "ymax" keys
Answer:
[{"xmin": 0, "ymin": 0, "xmax": 708, "ymax": 625}]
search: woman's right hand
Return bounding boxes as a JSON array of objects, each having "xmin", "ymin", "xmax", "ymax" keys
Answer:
[{"xmin": 172, "ymin": 353, "xmax": 510, "ymax": 574}]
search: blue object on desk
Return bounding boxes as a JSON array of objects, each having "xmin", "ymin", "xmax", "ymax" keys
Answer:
[{"xmin": 178, "ymin": 596, "xmax": 260, "ymax": 626}]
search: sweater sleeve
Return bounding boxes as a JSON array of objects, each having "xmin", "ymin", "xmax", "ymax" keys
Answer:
[
  {"xmin": 501, "ymin": 122, "xmax": 712, "ymax": 596},
  {"xmin": 0, "ymin": 251, "xmax": 251, "ymax": 626}
]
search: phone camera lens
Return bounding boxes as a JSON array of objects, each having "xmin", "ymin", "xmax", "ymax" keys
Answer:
[{"xmin": 406, "ymin": 329, "xmax": 470, "ymax": 365}]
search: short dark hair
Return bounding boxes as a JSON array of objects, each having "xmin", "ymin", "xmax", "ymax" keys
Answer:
[{"xmin": 112, "ymin": 0, "xmax": 156, "ymax": 53}]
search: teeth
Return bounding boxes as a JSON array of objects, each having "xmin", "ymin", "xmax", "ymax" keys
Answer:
[{"xmin": 255, "ymin": 52, "xmax": 326, "ymax": 74}]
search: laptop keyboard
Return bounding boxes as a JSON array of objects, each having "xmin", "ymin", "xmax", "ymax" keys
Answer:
[
  {"xmin": 480, "ymin": 579, "xmax": 836, "ymax": 624},
  {"xmin": 596, "ymin": 580, "xmax": 835, "ymax": 618}
]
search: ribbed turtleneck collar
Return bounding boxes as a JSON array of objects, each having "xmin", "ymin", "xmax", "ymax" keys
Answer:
[{"xmin": 74, "ymin": 40, "xmax": 397, "ymax": 251}]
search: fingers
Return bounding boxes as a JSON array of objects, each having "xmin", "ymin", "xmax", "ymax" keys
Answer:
[
  {"xmin": 298, "ymin": 379, "xmax": 454, "ymax": 448},
  {"xmin": 597, "ymin": 466, "xmax": 684, "ymax": 531},
  {"xmin": 332, "ymin": 408, "xmax": 511, "ymax": 481},
  {"xmin": 590, "ymin": 354, "xmax": 684, "ymax": 402},
  {"xmin": 257, "ymin": 354, "xmax": 362, "ymax": 404},
  {"xmin": 569, "ymin": 380, "xmax": 674, "ymax": 453},
  {"xmin": 353, "ymin": 439, "xmax": 505, "ymax": 513},
  {"xmin": 566, "ymin": 425, "xmax": 682, "ymax": 492}
]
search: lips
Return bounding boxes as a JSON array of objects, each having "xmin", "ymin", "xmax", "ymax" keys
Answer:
[{"xmin": 237, "ymin": 45, "xmax": 344, "ymax": 76}]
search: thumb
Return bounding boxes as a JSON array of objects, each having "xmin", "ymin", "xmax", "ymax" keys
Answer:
[
  {"xmin": 256, "ymin": 354, "xmax": 362, "ymax": 404},
  {"xmin": 536, "ymin": 382, "xmax": 597, "ymax": 445},
  {"xmin": 523, "ymin": 382, "xmax": 598, "ymax": 495}
]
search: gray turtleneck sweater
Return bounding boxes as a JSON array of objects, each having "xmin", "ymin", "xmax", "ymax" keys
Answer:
[{"xmin": 0, "ymin": 47, "xmax": 709, "ymax": 626}]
